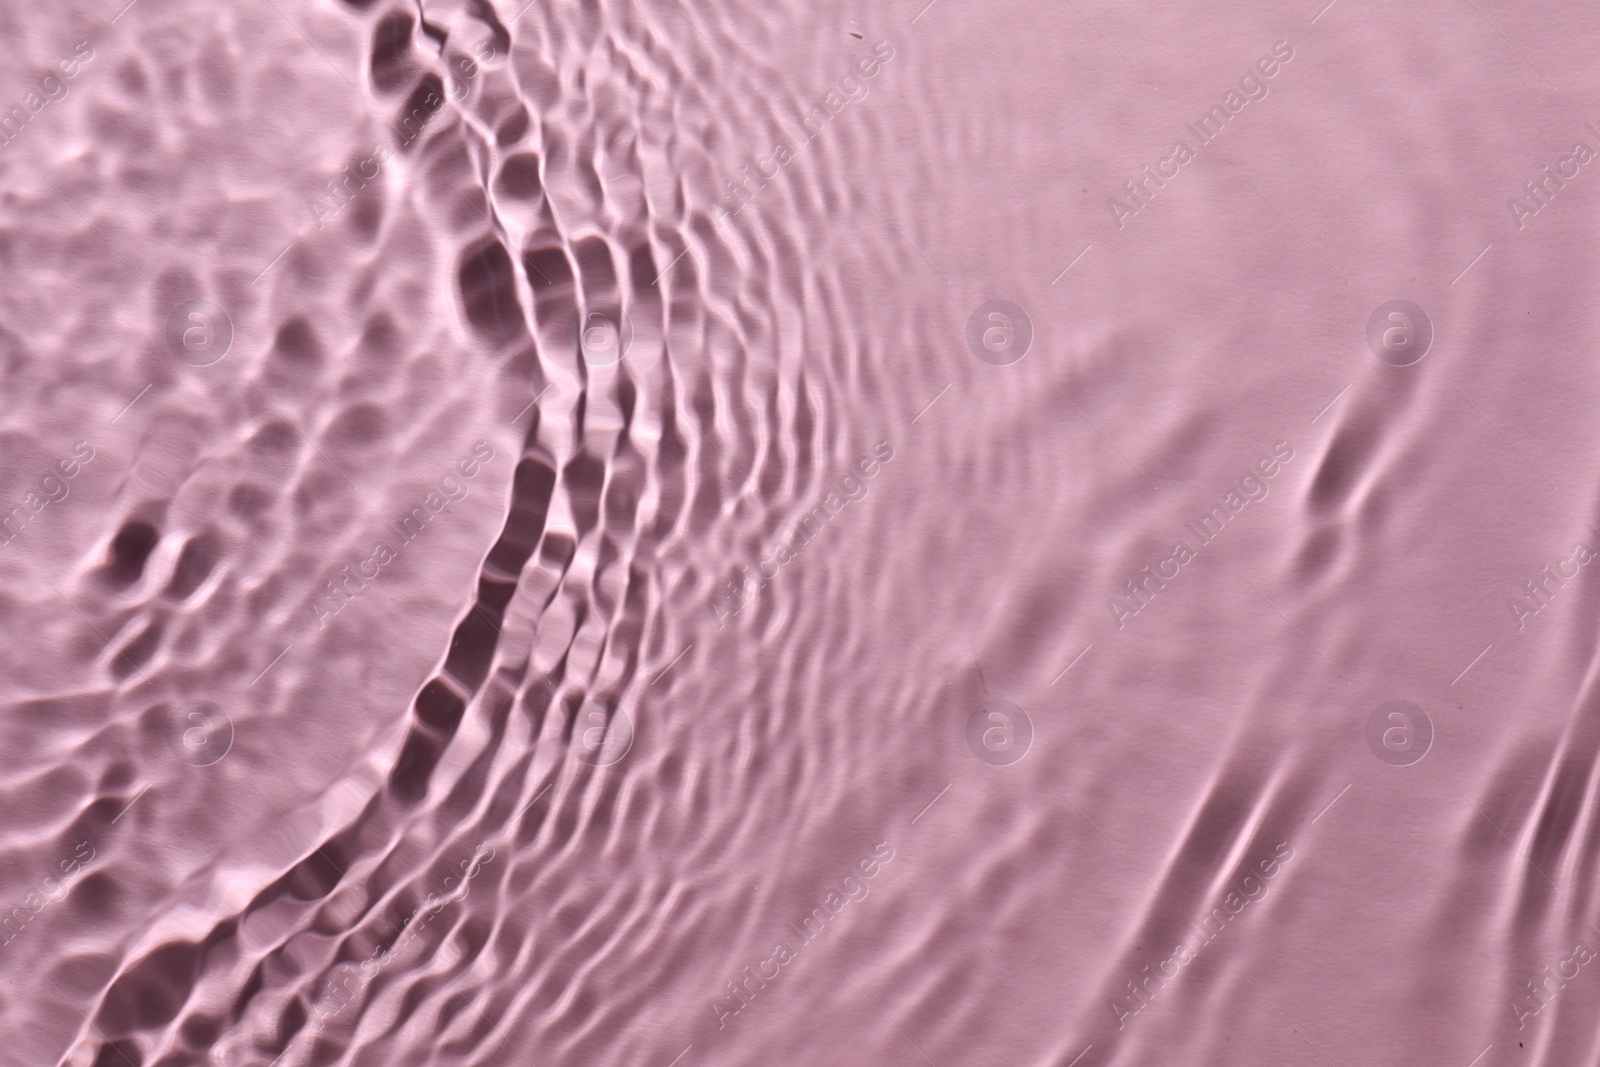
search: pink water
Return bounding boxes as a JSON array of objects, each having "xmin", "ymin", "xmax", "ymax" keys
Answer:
[{"xmin": 1, "ymin": 0, "xmax": 1598, "ymax": 1064}]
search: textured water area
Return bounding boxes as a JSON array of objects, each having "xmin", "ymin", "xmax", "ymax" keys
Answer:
[{"xmin": 3, "ymin": 0, "xmax": 1600, "ymax": 1064}]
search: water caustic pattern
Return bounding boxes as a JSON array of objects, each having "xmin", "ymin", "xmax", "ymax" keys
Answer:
[{"xmin": 4, "ymin": 0, "xmax": 1600, "ymax": 1063}]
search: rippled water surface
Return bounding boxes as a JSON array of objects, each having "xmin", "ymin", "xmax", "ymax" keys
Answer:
[{"xmin": 4, "ymin": 0, "xmax": 1600, "ymax": 1064}]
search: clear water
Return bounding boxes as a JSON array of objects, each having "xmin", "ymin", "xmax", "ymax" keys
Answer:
[{"xmin": 1, "ymin": 1, "xmax": 1597, "ymax": 1065}]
